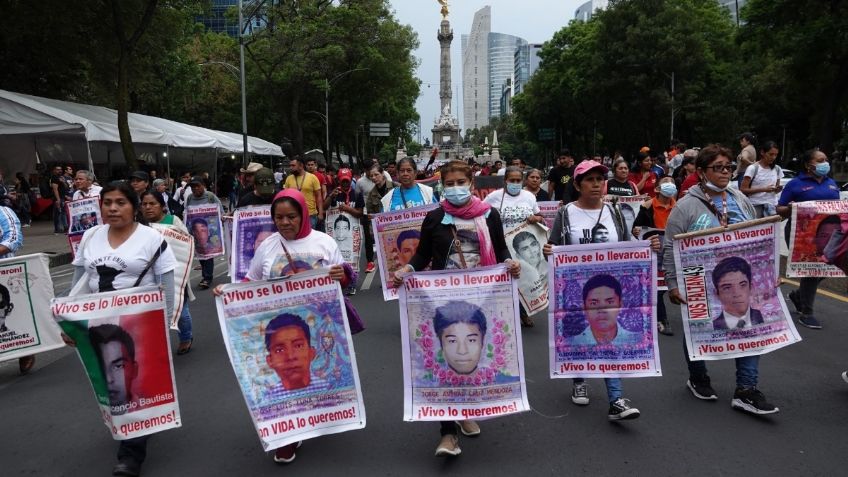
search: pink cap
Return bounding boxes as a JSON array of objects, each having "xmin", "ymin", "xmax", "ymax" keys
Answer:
[{"xmin": 574, "ymin": 160, "xmax": 609, "ymax": 182}]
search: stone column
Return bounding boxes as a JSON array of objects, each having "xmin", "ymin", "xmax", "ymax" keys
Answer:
[{"xmin": 437, "ymin": 19, "xmax": 453, "ymax": 115}]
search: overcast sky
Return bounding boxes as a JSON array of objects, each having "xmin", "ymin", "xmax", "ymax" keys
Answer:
[{"xmin": 389, "ymin": 0, "xmax": 584, "ymax": 140}]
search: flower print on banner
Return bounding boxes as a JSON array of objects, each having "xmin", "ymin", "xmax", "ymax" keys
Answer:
[{"xmin": 414, "ymin": 317, "xmax": 513, "ymax": 386}]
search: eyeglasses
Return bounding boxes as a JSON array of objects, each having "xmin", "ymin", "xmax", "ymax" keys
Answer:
[{"xmin": 706, "ymin": 164, "xmax": 733, "ymax": 173}]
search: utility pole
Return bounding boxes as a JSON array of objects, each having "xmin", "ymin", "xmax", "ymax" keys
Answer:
[
  {"xmin": 238, "ymin": 0, "xmax": 248, "ymax": 167},
  {"xmin": 670, "ymin": 71, "xmax": 675, "ymax": 143}
]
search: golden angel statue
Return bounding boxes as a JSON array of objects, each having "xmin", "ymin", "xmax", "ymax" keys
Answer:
[{"xmin": 438, "ymin": 0, "xmax": 449, "ymax": 19}]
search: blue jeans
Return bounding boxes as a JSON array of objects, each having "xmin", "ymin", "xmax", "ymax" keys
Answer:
[
  {"xmin": 177, "ymin": 299, "xmax": 192, "ymax": 342},
  {"xmin": 573, "ymin": 377, "xmax": 622, "ymax": 402},
  {"xmin": 200, "ymin": 259, "xmax": 214, "ymax": 282},
  {"xmin": 53, "ymin": 200, "xmax": 66, "ymax": 232},
  {"xmin": 310, "ymin": 215, "xmax": 319, "ymax": 230},
  {"xmin": 684, "ymin": 338, "xmax": 760, "ymax": 388}
]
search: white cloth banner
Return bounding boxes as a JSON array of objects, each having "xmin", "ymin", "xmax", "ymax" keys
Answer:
[{"xmin": 150, "ymin": 223, "xmax": 194, "ymax": 328}]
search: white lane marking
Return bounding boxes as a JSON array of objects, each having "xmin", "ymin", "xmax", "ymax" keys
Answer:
[{"xmin": 361, "ymin": 269, "xmax": 375, "ymax": 290}]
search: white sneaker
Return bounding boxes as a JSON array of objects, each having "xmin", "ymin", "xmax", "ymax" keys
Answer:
[
  {"xmin": 435, "ymin": 434, "xmax": 461, "ymax": 457},
  {"xmin": 455, "ymin": 420, "xmax": 480, "ymax": 436}
]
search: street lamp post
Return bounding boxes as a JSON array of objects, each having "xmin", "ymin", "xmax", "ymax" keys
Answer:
[
  {"xmin": 323, "ymin": 68, "xmax": 369, "ymax": 165},
  {"xmin": 238, "ymin": 0, "xmax": 249, "ymax": 167}
]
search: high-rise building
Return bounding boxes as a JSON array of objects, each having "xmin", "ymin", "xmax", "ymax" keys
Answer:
[
  {"xmin": 718, "ymin": 0, "xmax": 747, "ymax": 25},
  {"xmin": 574, "ymin": 0, "xmax": 609, "ymax": 21},
  {"xmin": 461, "ymin": 6, "xmax": 491, "ymax": 131},
  {"xmin": 197, "ymin": 0, "xmax": 267, "ymax": 37},
  {"xmin": 488, "ymin": 33, "xmax": 527, "ymax": 118},
  {"xmin": 514, "ymin": 43, "xmax": 543, "ymax": 95}
]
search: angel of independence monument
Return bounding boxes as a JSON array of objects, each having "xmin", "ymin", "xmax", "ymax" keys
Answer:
[{"xmin": 411, "ymin": 2, "xmax": 475, "ymax": 166}]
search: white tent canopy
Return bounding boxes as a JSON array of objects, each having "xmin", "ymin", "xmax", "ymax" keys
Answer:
[{"xmin": 0, "ymin": 89, "xmax": 283, "ymax": 156}]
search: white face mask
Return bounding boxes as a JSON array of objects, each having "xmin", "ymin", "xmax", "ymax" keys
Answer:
[{"xmin": 701, "ymin": 175, "xmax": 728, "ymax": 192}]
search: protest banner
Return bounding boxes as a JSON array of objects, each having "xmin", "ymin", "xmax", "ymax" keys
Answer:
[
  {"xmin": 473, "ymin": 175, "xmax": 504, "ymax": 200},
  {"xmin": 640, "ymin": 228, "xmax": 668, "ymax": 290},
  {"xmin": 398, "ymin": 265, "xmax": 529, "ymax": 421},
  {"xmin": 605, "ymin": 194, "xmax": 647, "ymax": 238},
  {"xmin": 548, "ymin": 241, "xmax": 661, "ymax": 378},
  {"xmin": 504, "ymin": 222, "xmax": 549, "ymax": 314},
  {"xmin": 149, "ymin": 223, "xmax": 194, "ymax": 328},
  {"xmin": 223, "ymin": 215, "xmax": 233, "ymax": 275},
  {"xmin": 215, "ymin": 269, "xmax": 365, "ymax": 450},
  {"xmin": 0, "ymin": 254, "xmax": 64, "ymax": 362},
  {"xmin": 538, "ymin": 201, "xmax": 560, "ymax": 230},
  {"xmin": 787, "ymin": 200, "xmax": 848, "ymax": 278},
  {"xmin": 673, "ymin": 216, "xmax": 801, "ymax": 360},
  {"xmin": 66, "ymin": 197, "xmax": 102, "ymax": 257},
  {"xmin": 230, "ymin": 206, "xmax": 276, "ymax": 282},
  {"xmin": 325, "ymin": 207, "xmax": 362, "ymax": 272},
  {"xmin": 52, "ymin": 286, "xmax": 181, "ymax": 440},
  {"xmin": 185, "ymin": 204, "xmax": 225, "ymax": 260},
  {"xmin": 371, "ymin": 203, "xmax": 439, "ymax": 301}
]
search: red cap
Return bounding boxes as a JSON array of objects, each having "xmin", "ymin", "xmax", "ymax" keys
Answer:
[{"xmin": 337, "ymin": 168, "xmax": 353, "ymax": 182}]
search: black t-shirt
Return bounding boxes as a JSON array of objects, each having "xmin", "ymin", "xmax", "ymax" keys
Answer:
[
  {"xmin": 531, "ymin": 188, "xmax": 550, "ymax": 202},
  {"xmin": 606, "ymin": 179, "xmax": 637, "ymax": 196},
  {"xmin": 50, "ymin": 174, "xmax": 68, "ymax": 200},
  {"xmin": 236, "ymin": 192, "xmax": 273, "ymax": 208},
  {"xmin": 548, "ymin": 166, "xmax": 575, "ymax": 202},
  {"xmin": 327, "ymin": 188, "xmax": 365, "ymax": 210}
]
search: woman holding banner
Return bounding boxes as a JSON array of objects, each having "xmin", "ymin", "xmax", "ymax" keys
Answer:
[
  {"xmin": 140, "ymin": 190, "xmax": 194, "ymax": 355},
  {"xmin": 392, "ymin": 160, "xmax": 520, "ymax": 458},
  {"xmin": 65, "ymin": 181, "xmax": 177, "ymax": 477},
  {"xmin": 484, "ymin": 166, "xmax": 544, "ymax": 326},
  {"xmin": 213, "ymin": 188, "xmax": 357, "ymax": 464},
  {"xmin": 381, "ymin": 157, "xmax": 436, "ymax": 212},
  {"xmin": 634, "ymin": 176, "xmax": 678, "ymax": 336},
  {"xmin": 543, "ymin": 160, "xmax": 659, "ymax": 421},
  {"xmin": 663, "ymin": 144, "xmax": 779, "ymax": 415},
  {"xmin": 777, "ymin": 148, "xmax": 839, "ymax": 330}
]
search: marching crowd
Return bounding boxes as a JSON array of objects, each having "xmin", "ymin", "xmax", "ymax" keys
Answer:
[{"xmin": 1, "ymin": 132, "xmax": 845, "ymax": 475}]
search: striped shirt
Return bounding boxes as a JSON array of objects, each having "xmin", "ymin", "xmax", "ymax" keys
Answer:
[{"xmin": 0, "ymin": 206, "xmax": 22, "ymax": 258}]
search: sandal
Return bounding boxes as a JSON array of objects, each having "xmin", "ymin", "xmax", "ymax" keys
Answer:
[
  {"xmin": 177, "ymin": 339, "xmax": 193, "ymax": 355},
  {"xmin": 19, "ymin": 355, "xmax": 36, "ymax": 374}
]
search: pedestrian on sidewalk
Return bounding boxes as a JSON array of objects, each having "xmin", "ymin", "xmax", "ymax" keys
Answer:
[
  {"xmin": 213, "ymin": 188, "xmax": 358, "ymax": 465},
  {"xmin": 13, "ymin": 172, "xmax": 32, "ymax": 227},
  {"xmin": 50, "ymin": 165, "xmax": 68, "ymax": 233},
  {"xmin": 72, "ymin": 170, "xmax": 102, "ymax": 200},
  {"xmin": 664, "ymin": 144, "xmax": 779, "ymax": 415},
  {"xmin": 544, "ymin": 160, "xmax": 657, "ymax": 421},
  {"xmin": 393, "ymin": 160, "xmax": 520, "ymax": 457},
  {"xmin": 777, "ymin": 148, "xmax": 839, "ymax": 330},
  {"xmin": 65, "ymin": 181, "xmax": 177, "ymax": 476}
]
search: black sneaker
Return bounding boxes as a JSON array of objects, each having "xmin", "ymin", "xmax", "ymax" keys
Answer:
[
  {"xmin": 608, "ymin": 398, "xmax": 640, "ymax": 421},
  {"xmin": 798, "ymin": 314, "xmax": 822, "ymax": 329},
  {"xmin": 731, "ymin": 387, "xmax": 779, "ymax": 415},
  {"xmin": 788, "ymin": 290, "xmax": 802, "ymax": 314},
  {"xmin": 658, "ymin": 321, "xmax": 674, "ymax": 336},
  {"xmin": 112, "ymin": 460, "xmax": 141, "ymax": 477},
  {"xmin": 686, "ymin": 378, "xmax": 718, "ymax": 400}
]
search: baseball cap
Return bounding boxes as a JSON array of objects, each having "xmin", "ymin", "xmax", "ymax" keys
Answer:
[
  {"xmin": 337, "ymin": 168, "xmax": 353, "ymax": 182},
  {"xmin": 639, "ymin": 146, "xmax": 651, "ymax": 154},
  {"xmin": 188, "ymin": 176, "xmax": 204, "ymax": 186},
  {"xmin": 574, "ymin": 160, "xmax": 609, "ymax": 182},
  {"xmin": 129, "ymin": 171, "xmax": 149, "ymax": 182},
  {"xmin": 254, "ymin": 167, "xmax": 275, "ymax": 196}
]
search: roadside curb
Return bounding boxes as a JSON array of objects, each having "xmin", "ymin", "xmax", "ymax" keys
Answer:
[{"xmin": 46, "ymin": 252, "xmax": 73, "ymax": 268}]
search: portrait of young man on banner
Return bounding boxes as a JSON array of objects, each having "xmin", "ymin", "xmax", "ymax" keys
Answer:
[
  {"xmin": 505, "ymin": 224, "xmax": 549, "ymax": 313},
  {"xmin": 371, "ymin": 204, "xmax": 438, "ymax": 300},
  {"xmin": 788, "ymin": 201, "xmax": 848, "ymax": 278}
]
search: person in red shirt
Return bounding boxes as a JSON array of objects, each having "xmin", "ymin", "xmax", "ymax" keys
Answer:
[
  {"xmin": 628, "ymin": 153, "xmax": 658, "ymax": 197},
  {"xmin": 305, "ymin": 158, "xmax": 329, "ymax": 201}
]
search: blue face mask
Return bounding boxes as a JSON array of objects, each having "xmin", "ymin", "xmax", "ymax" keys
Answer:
[
  {"xmin": 659, "ymin": 182, "xmax": 678, "ymax": 198},
  {"xmin": 814, "ymin": 162, "xmax": 830, "ymax": 177},
  {"xmin": 443, "ymin": 185, "xmax": 472, "ymax": 206},
  {"xmin": 506, "ymin": 183, "xmax": 523, "ymax": 196}
]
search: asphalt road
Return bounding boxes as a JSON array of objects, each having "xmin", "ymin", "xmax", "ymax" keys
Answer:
[{"xmin": 2, "ymin": 258, "xmax": 847, "ymax": 476}]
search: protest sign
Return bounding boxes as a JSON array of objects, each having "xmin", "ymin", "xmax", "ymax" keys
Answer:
[
  {"xmin": 640, "ymin": 228, "xmax": 667, "ymax": 290},
  {"xmin": 537, "ymin": 201, "xmax": 560, "ymax": 230},
  {"xmin": 52, "ymin": 286, "xmax": 181, "ymax": 440},
  {"xmin": 605, "ymin": 194, "xmax": 647, "ymax": 238},
  {"xmin": 473, "ymin": 175, "xmax": 504, "ymax": 200},
  {"xmin": 66, "ymin": 197, "xmax": 102, "ymax": 257},
  {"xmin": 325, "ymin": 207, "xmax": 362, "ymax": 272},
  {"xmin": 787, "ymin": 200, "xmax": 848, "ymax": 278},
  {"xmin": 149, "ymin": 223, "xmax": 194, "ymax": 328},
  {"xmin": 223, "ymin": 215, "xmax": 233, "ymax": 274},
  {"xmin": 215, "ymin": 269, "xmax": 365, "ymax": 450},
  {"xmin": 230, "ymin": 206, "xmax": 276, "ymax": 282},
  {"xmin": 0, "ymin": 254, "xmax": 64, "ymax": 362},
  {"xmin": 504, "ymin": 222, "xmax": 549, "ymax": 314},
  {"xmin": 673, "ymin": 217, "xmax": 801, "ymax": 360},
  {"xmin": 398, "ymin": 265, "xmax": 529, "ymax": 421},
  {"xmin": 185, "ymin": 204, "xmax": 225, "ymax": 260},
  {"xmin": 548, "ymin": 241, "xmax": 661, "ymax": 378},
  {"xmin": 371, "ymin": 203, "xmax": 438, "ymax": 301}
]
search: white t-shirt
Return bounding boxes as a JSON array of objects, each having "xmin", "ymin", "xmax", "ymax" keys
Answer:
[
  {"xmin": 72, "ymin": 185, "xmax": 102, "ymax": 201},
  {"xmin": 73, "ymin": 224, "xmax": 176, "ymax": 292},
  {"xmin": 743, "ymin": 163, "xmax": 783, "ymax": 206},
  {"xmin": 565, "ymin": 204, "xmax": 620, "ymax": 245},
  {"xmin": 246, "ymin": 231, "xmax": 343, "ymax": 280},
  {"xmin": 484, "ymin": 189, "xmax": 539, "ymax": 231}
]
